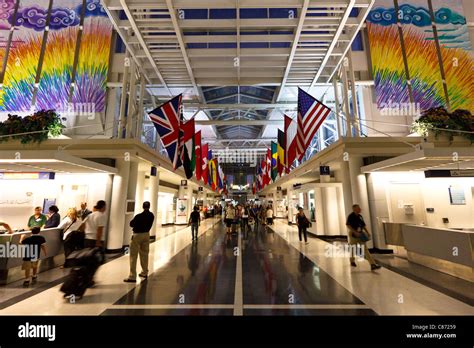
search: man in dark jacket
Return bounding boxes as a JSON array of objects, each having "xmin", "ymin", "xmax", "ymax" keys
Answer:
[{"xmin": 124, "ymin": 202, "xmax": 155, "ymax": 283}]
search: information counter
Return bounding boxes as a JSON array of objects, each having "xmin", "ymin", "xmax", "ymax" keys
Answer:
[
  {"xmin": 0, "ymin": 228, "xmax": 64, "ymax": 285},
  {"xmin": 401, "ymin": 225, "xmax": 473, "ymax": 282}
]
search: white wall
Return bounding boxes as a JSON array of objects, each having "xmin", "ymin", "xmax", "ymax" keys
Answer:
[
  {"xmin": 368, "ymin": 172, "xmax": 474, "ymax": 229},
  {"xmin": 0, "ymin": 173, "xmax": 110, "ymax": 229}
]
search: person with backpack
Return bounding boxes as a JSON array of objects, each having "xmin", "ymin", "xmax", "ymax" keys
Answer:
[
  {"xmin": 296, "ymin": 208, "xmax": 310, "ymax": 244},
  {"xmin": 58, "ymin": 208, "xmax": 84, "ymax": 261},
  {"xmin": 188, "ymin": 205, "xmax": 201, "ymax": 241}
]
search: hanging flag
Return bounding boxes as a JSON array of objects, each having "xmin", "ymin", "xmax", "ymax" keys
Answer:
[
  {"xmin": 209, "ymin": 157, "xmax": 218, "ymax": 191},
  {"xmin": 271, "ymin": 141, "xmax": 278, "ymax": 182},
  {"xmin": 260, "ymin": 159, "xmax": 266, "ymax": 188},
  {"xmin": 297, "ymin": 88, "xmax": 331, "ymax": 160},
  {"xmin": 201, "ymin": 143, "xmax": 209, "ymax": 184},
  {"xmin": 148, "ymin": 94, "xmax": 182, "ymax": 170},
  {"xmin": 179, "ymin": 118, "xmax": 195, "ymax": 179},
  {"xmin": 207, "ymin": 149, "xmax": 213, "ymax": 188},
  {"xmin": 252, "ymin": 179, "xmax": 256, "ymax": 194},
  {"xmin": 195, "ymin": 131, "xmax": 202, "ymax": 181},
  {"xmin": 277, "ymin": 129, "xmax": 286, "ymax": 176},
  {"xmin": 266, "ymin": 148, "xmax": 272, "ymax": 185},
  {"xmin": 284, "ymin": 114, "xmax": 297, "ymax": 173},
  {"xmin": 217, "ymin": 162, "xmax": 222, "ymax": 191}
]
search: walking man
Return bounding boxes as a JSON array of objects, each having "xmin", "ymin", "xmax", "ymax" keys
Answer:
[
  {"xmin": 188, "ymin": 205, "xmax": 201, "ymax": 241},
  {"xmin": 346, "ymin": 204, "xmax": 381, "ymax": 271},
  {"xmin": 124, "ymin": 202, "xmax": 155, "ymax": 282}
]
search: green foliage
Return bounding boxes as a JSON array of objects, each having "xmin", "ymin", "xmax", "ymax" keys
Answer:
[
  {"xmin": 0, "ymin": 110, "xmax": 65, "ymax": 144},
  {"xmin": 411, "ymin": 107, "xmax": 474, "ymax": 142}
]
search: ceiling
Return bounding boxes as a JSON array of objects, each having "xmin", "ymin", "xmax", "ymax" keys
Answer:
[
  {"xmin": 104, "ymin": 0, "xmax": 374, "ymax": 153},
  {"xmin": 0, "ymin": 151, "xmax": 118, "ymax": 174},
  {"xmin": 361, "ymin": 148, "xmax": 474, "ymax": 173}
]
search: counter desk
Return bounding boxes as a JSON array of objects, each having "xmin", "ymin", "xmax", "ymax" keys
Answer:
[
  {"xmin": 0, "ymin": 228, "xmax": 64, "ymax": 285},
  {"xmin": 401, "ymin": 225, "xmax": 474, "ymax": 282}
]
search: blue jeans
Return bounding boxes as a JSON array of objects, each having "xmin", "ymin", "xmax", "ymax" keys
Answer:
[{"xmin": 191, "ymin": 222, "xmax": 199, "ymax": 239}]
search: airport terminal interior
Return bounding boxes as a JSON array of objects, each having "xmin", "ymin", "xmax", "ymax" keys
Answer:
[{"xmin": 0, "ymin": 0, "xmax": 473, "ymax": 320}]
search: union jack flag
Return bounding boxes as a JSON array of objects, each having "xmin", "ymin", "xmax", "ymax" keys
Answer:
[
  {"xmin": 297, "ymin": 88, "xmax": 331, "ymax": 160},
  {"xmin": 149, "ymin": 94, "xmax": 182, "ymax": 170}
]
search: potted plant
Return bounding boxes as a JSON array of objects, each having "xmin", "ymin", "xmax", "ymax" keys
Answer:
[
  {"xmin": 0, "ymin": 110, "xmax": 64, "ymax": 144},
  {"xmin": 411, "ymin": 107, "xmax": 473, "ymax": 144}
]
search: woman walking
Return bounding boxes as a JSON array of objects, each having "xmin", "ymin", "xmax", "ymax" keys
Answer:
[{"xmin": 296, "ymin": 208, "xmax": 310, "ymax": 244}]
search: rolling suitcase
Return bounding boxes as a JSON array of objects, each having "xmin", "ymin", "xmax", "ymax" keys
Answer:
[
  {"xmin": 60, "ymin": 266, "xmax": 92, "ymax": 299},
  {"xmin": 61, "ymin": 248, "xmax": 104, "ymax": 299}
]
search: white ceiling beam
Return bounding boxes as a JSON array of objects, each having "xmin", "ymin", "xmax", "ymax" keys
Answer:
[
  {"xmin": 182, "ymin": 34, "xmax": 295, "ymax": 43},
  {"xmin": 309, "ymin": 0, "xmax": 356, "ymax": 87},
  {"xmin": 196, "ymin": 120, "xmax": 283, "ymax": 126},
  {"xmin": 178, "ymin": 18, "xmax": 298, "ymax": 29},
  {"xmin": 118, "ymin": 0, "xmax": 172, "ymax": 95},
  {"xmin": 326, "ymin": 1, "xmax": 375, "ymax": 83},
  {"xmin": 276, "ymin": 0, "xmax": 310, "ymax": 101}
]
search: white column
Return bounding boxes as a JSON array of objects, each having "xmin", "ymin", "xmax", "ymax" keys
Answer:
[
  {"xmin": 333, "ymin": 76, "xmax": 343, "ymax": 139},
  {"xmin": 104, "ymin": 86, "xmax": 118, "ymax": 138},
  {"xmin": 314, "ymin": 186, "xmax": 324, "ymax": 235},
  {"xmin": 347, "ymin": 156, "xmax": 373, "ymax": 247},
  {"xmin": 287, "ymin": 188, "xmax": 294, "ymax": 223},
  {"xmin": 337, "ymin": 161, "xmax": 354, "ymax": 226},
  {"xmin": 336, "ymin": 184, "xmax": 347, "ymax": 235},
  {"xmin": 134, "ymin": 170, "xmax": 146, "ymax": 216},
  {"xmin": 341, "ymin": 62, "xmax": 352, "ymax": 138},
  {"xmin": 107, "ymin": 158, "xmax": 130, "ymax": 250},
  {"xmin": 123, "ymin": 161, "xmax": 139, "ymax": 244},
  {"xmin": 149, "ymin": 168, "xmax": 159, "ymax": 238},
  {"xmin": 118, "ymin": 52, "xmax": 130, "ymax": 138},
  {"xmin": 135, "ymin": 75, "xmax": 146, "ymax": 139},
  {"xmin": 126, "ymin": 61, "xmax": 137, "ymax": 138},
  {"xmin": 348, "ymin": 48, "xmax": 360, "ymax": 137}
]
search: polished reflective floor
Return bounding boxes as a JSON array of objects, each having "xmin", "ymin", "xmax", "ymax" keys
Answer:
[
  {"xmin": 1, "ymin": 218, "xmax": 473, "ymax": 316},
  {"xmin": 104, "ymin": 223, "xmax": 374, "ymax": 316}
]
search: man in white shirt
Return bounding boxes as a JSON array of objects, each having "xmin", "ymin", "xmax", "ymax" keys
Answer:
[{"xmin": 83, "ymin": 200, "xmax": 107, "ymax": 248}]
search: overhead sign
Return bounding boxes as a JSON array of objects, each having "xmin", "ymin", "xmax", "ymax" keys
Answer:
[
  {"xmin": 450, "ymin": 170, "xmax": 474, "ymax": 177},
  {"xmin": 425, "ymin": 170, "xmax": 474, "ymax": 178},
  {"xmin": 0, "ymin": 172, "xmax": 55, "ymax": 180},
  {"xmin": 320, "ymin": 166, "xmax": 330, "ymax": 176}
]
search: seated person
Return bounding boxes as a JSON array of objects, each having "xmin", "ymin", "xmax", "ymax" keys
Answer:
[
  {"xmin": 0, "ymin": 219, "xmax": 13, "ymax": 234},
  {"xmin": 27, "ymin": 207, "xmax": 47, "ymax": 229},
  {"xmin": 20, "ymin": 227, "xmax": 47, "ymax": 287},
  {"xmin": 45, "ymin": 205, "xmax": 61, "ymax": 228}
]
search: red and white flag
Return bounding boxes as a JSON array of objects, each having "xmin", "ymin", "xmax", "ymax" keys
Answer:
[
  {"xmin": 284, "ymin": 114, "xmax": 297, "ymax": 173},
  {"xmin": 297, "ymin": 88, "xmax": 331, "ymax": 161}
]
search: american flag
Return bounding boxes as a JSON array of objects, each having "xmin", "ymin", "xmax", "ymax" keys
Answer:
[
  {"xmin": 297, "ymin": 88, "xmax": 331, "ymax": 160},
  {"xmin": 149, "ymin": 94, "xmax": 182, "ymax": 170}
]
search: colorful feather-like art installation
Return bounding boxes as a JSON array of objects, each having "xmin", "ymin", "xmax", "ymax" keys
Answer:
[
  {"xmin": 367, "ymin": 0, "xmax": 473, "ymax": 112},
  {"xmin": 0, "ymin": 0, "xmax": 112, "ymax": 113}
]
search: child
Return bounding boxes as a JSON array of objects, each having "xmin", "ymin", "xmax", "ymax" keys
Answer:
[{"xmin": 20, "ymin": 227, "xmax": 47, "ymax": 287}]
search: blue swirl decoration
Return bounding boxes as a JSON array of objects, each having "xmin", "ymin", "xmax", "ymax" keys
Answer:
[
  {"xmin": 49, "ymin": 8, "xmax": 80, "ymax": 30},
  {"xmin": 12, "ymin": 7, "xmax": 48, "ymax": 31},
  {"xmin": 76, "ymin": 0, "xmax": 108, "ymax": 18},
  {"xmin": 367, "ymin": 4, "xmax": 466, "ymax": 27},
  {"xmin": 434, "ymin": 8, "xmax": 466, "ymax": 25}
]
